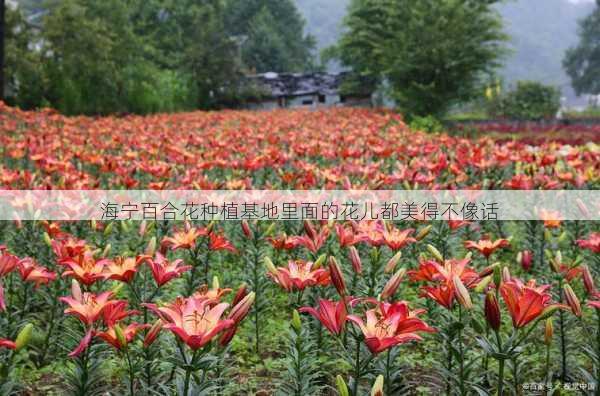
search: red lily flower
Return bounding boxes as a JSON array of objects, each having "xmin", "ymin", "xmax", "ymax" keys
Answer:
[
  {"xmin": 51, "ymin": 237, "xmax": 89, "ymax": 263},
  {"xmin": 335, "ymin": 224, "xmax": 366, "ymax": 247},
  {"xmin": 421, "ymin": 284, "xmax": 456, "ymax": 309},
  {"xmin": 103, "ymin": 256, "xmax": 142, "ymax": 283},
  {"xmin": 290, "ymin": 226, "xmax": 330, "ymax": 253},
  {"xmin": 146, "ymin": 295, "xmax": 234, "ymax": 350},
  {"xmin": 299, "ymin": 299, "xmax": 347, "ymax": 335},
  {"xmin": 142, "ymin": 252, "xmax": 191, "ymax": 287},
  {"xmin": 0, "ymin": 250, "xmax": 18, "ymax": 277},
  {"xmin": 577, "ymin": 232, "xmax": 600, "ymax": 254},
  {"xmin": 209, "ymin": 232, "xmax": 237, "ymax": 253},
  {"xmin": 499, "ymin": 278, "xmax": 565, "ymax": 328},
  {"xmin": 102, "ymin": 300, "xmax": 139, "ymax": 327},
  {"xmin": 266, "ymin": 234, "xmax": 298, "ymax": 250},
  {"xmin": 97, "ymin": 323, "xmax": 149, "ymax": 350},
  {"xmin": 61, "ymin": 251, "xmax": 108, "ymax": 286},
  {"xmin": 17, "ymin": 258, "xmax": 56, "ymax": 287},
  {"xmin": 267, "ymin": 260, "xmax": 330, "ymax": 292},
  {"xmin": 348, "ymin": 301, "xmax": 434, "ymax": 354},
  {"xmin": 60, "ymin": 287, "xmax": 117, "ymax": 326},
  {"xmin": 383, "ymin": 228, "xmax": 416, "ymax": 251},
  {"xmin": 464, "ymin": 238, "xmax": 510, "ymax": 258},
  {"xmin": 0, "ymin": 338, "xmax": 16, "ymax": 350}
]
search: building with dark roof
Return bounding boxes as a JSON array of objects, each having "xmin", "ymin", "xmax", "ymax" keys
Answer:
[{"xmin": 244, "ymin": 72, "xmax": 373, "ymax": 110}]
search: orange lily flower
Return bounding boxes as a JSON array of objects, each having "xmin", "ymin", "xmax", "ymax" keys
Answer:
[
  {"xmin": 60, "ymin": 287, "xmax": 117, "ymax": 326},
  {"xmin": 538, "ymin": 209, "xmax": 562, "ymax": 229},
  {"xmin": 464, "ymin": 238, "xmax": 510, "ymax": 258},
  {"xmin": 299, "ymin": 299, "xmax": 347, "ymax": 335},
  {"xmin": 146, "ymin": 295, "xmax": 234, "ymax": 350},
  {"xmin": 267, "ymin": 260, "xmax": 330, "ymax": 292},
  {"xmin": 348, "ymin": 301, "xmax": 434, "ymax": 354},
  {"xmin": 335, "ymin": 224, "xmax": 367, "ymax": 247},
  {"xmin": 266, "ymin": 234, "xmax": 298, "ymax": 250},
  {"xmin": 161, "ymin": 227, "xmax": 208, "ymax": 251},
  {"xmin": 61, "ymin": 251, "xmax": 108, "ymax": 286},
  {"xmin": 103, "ymin": 256, "xmax": 142, "ymax": 283},
  {"xmin": 383, "ymin": 228, "xmax": 416, "ymax": 251},
  {"xmin": 499, "ymin": 278, "xmax": 565, "ymax": 328},
  {"xmin": 142, "ymin": 252, "xmax": 191, "ymax": 287},
  {"xmin": 17, "ymin": 258, "xmax": 56, "ymax": 287},
  {"xmin": 97, "ymin": 323, "xmax": 149, "ymax": 350}
]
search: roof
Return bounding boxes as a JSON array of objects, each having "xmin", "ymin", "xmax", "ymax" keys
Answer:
[{"xmin": 246, "ymin": 72, "xmax": 368, "ymax": 98}]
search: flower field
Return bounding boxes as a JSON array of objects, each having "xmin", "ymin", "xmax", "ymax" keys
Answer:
[{"xmin": 0, "ymin": 103, "xmax": 599, "ymax": 395}]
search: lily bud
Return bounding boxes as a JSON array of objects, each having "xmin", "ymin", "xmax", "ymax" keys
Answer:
[
  {"xmin": 263, "ymin": 222, "xmax": 276, "ymax": 237},
  {"xmin": 91, "ymin": 219, "xmax": 97, "ymax": 231},
  {"xmin": 229, "ymin": 292, "xmax": 255, "ymax": 324},
  {"xmin": 381, "ymin": 268, "xmax": 406, "ymax": 300},
  {"xmin": 103, "ymin": 222, "xmax": 114, "ymax": 236},
  {"xmin": 519, "ymin": 250, "xmax": 533, "ymax": 272},
  {"xmin": 71, "ymin": 279, "xmax": 82, "ymax": 301},
  {"xmin": 212, "ymin": 276, "xmax": 220, "ymax": 291},
  {"xmin": 582, "ymin": 265, "xmax": 596, "ymax": 296},
  {"xmin": 539, "ymin": 305, "xmax": 561, "ymax": 321},
  {"xmin": 120, "ymin": 220, "xmax": 131, "ymax": 233},
  {"xmin": 314, "ymin": 254, "xmax": 327, "ymax": 269},
  {"xmin": 371, "ymin": 375, "xmax": 384, "ymax": 396},
  {"xmin": 303, "ymin": 220, "xmax": 316, "ymax": 239},
  {"xmin": 328, "ymin": 257, "xmax": 347, "ymax": 297},
  {"xmin": 479, "ymin": 262, "xmax": 498, "ymax": 278},
  {"xmin": 142, "ymin": 238, "xmax": 155, "ymax": 257},
  {"xmin": 493, "ymin": 265, "xmax": 502, "ymax": 288},
  {"xmin": 42, "ymin": 232, "xmax": 52, "ymax": 247},
  {"xmin": 427, "ymin": 244, "xmax": 444, "ymax": 263},
  {"xmin": 15, "ymin": 323, "xmax": 34, "ymax": 351},
  {"xmin": 502, "ymin": 266, "xmax": 511, "ymax": 283},
  {"xmin": 415, "ymin": 225, "xmax": 432, "ymax": 241},
  {"xmin": 292, "ymin": 309, "xmax": 302, "ymax": 332},
  {"xmin": 264, "ymin": 257, "xmax": 277, "ymax": 274},
  {"xmin": 544, "ymin": 318, "xmax": 553, "ymax": 346},
  {"xmin": 348, "ymin": 246, "xmax": 362, "ymax": 274},
  {"xmin": 232, "ymin": 283, "xmax": 248, "ymax": 306},
  {"xmin": 557, "ymin": 231, "xmax": 568, "ymax": 244},
  {"xmin": 563, "ymin": 284, "xmax": 581, "ymax": 317},
  {"xmin": 453, "ymin": 275, "xmax": 473, "ymax": 310},
  {"xmin": 484, "ymin": 292, "xmax": 501, "ymax": 331},
  {"xmin": 139, "ymin": 220, "xmax": 147, "ymax": 237},
  {"xmin": 336, "ymin": 375, "xmax": 350, "ymax": 396},
  {"xmin": 102, "ymin": 243, "xmax": 111, "ymax": 258},
  {"xmin": 114, "ymin": 323, "xmax": 127, "ymax": 349},
  {"xmin": 384, "ymin": 251, "xmax": 402, "ymax": 273},
  {"xmin": 474, "ymin": 275, "xmax": 492, "ymax": 293},
  {"xmin": 144, "ymin": 319, "xmax": 163, "ymax": 347},
  {"xmin": 241, "ymin": 220, "xmax": 253, "ymax": 239}
]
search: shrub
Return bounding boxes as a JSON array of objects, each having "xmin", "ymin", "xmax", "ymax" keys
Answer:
[
  {"xmin": 409, "ymin": 115, "xmax": 444, "ymax": 133},
  {"xmin": 495, "ymin": 81, "xmax": 560, "ymax": 120}
]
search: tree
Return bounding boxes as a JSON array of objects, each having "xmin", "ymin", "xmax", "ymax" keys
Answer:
[
  {"xmin": 225, "ymin": 0, "xmax": 316, "ymax": 73},
  {"xmin": 563, "ymin": 0, "xmax": 600, "ymax": 96},
  {"xmin": 335, "ymin": 0, "xmax": 507, "ymax": 118}
]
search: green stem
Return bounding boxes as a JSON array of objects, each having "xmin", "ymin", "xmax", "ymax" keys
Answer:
[
  {"xmin": 352, "ymin": 337, "xmax": 361, "ymax": 396},
  {"xmin": 498, "ymin": 358, "xmax": 505, "ymax": 396},
  {"xmin": 385, "ymin": 348, "xmax": 392, "ymax": 396},
  {"xmin": 458, "ymin": 306, "xmax": 465, "ymax": 396},
  {"xmin": 125, "ymin": 348, "xmax": 135, "ymax": 395}
]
